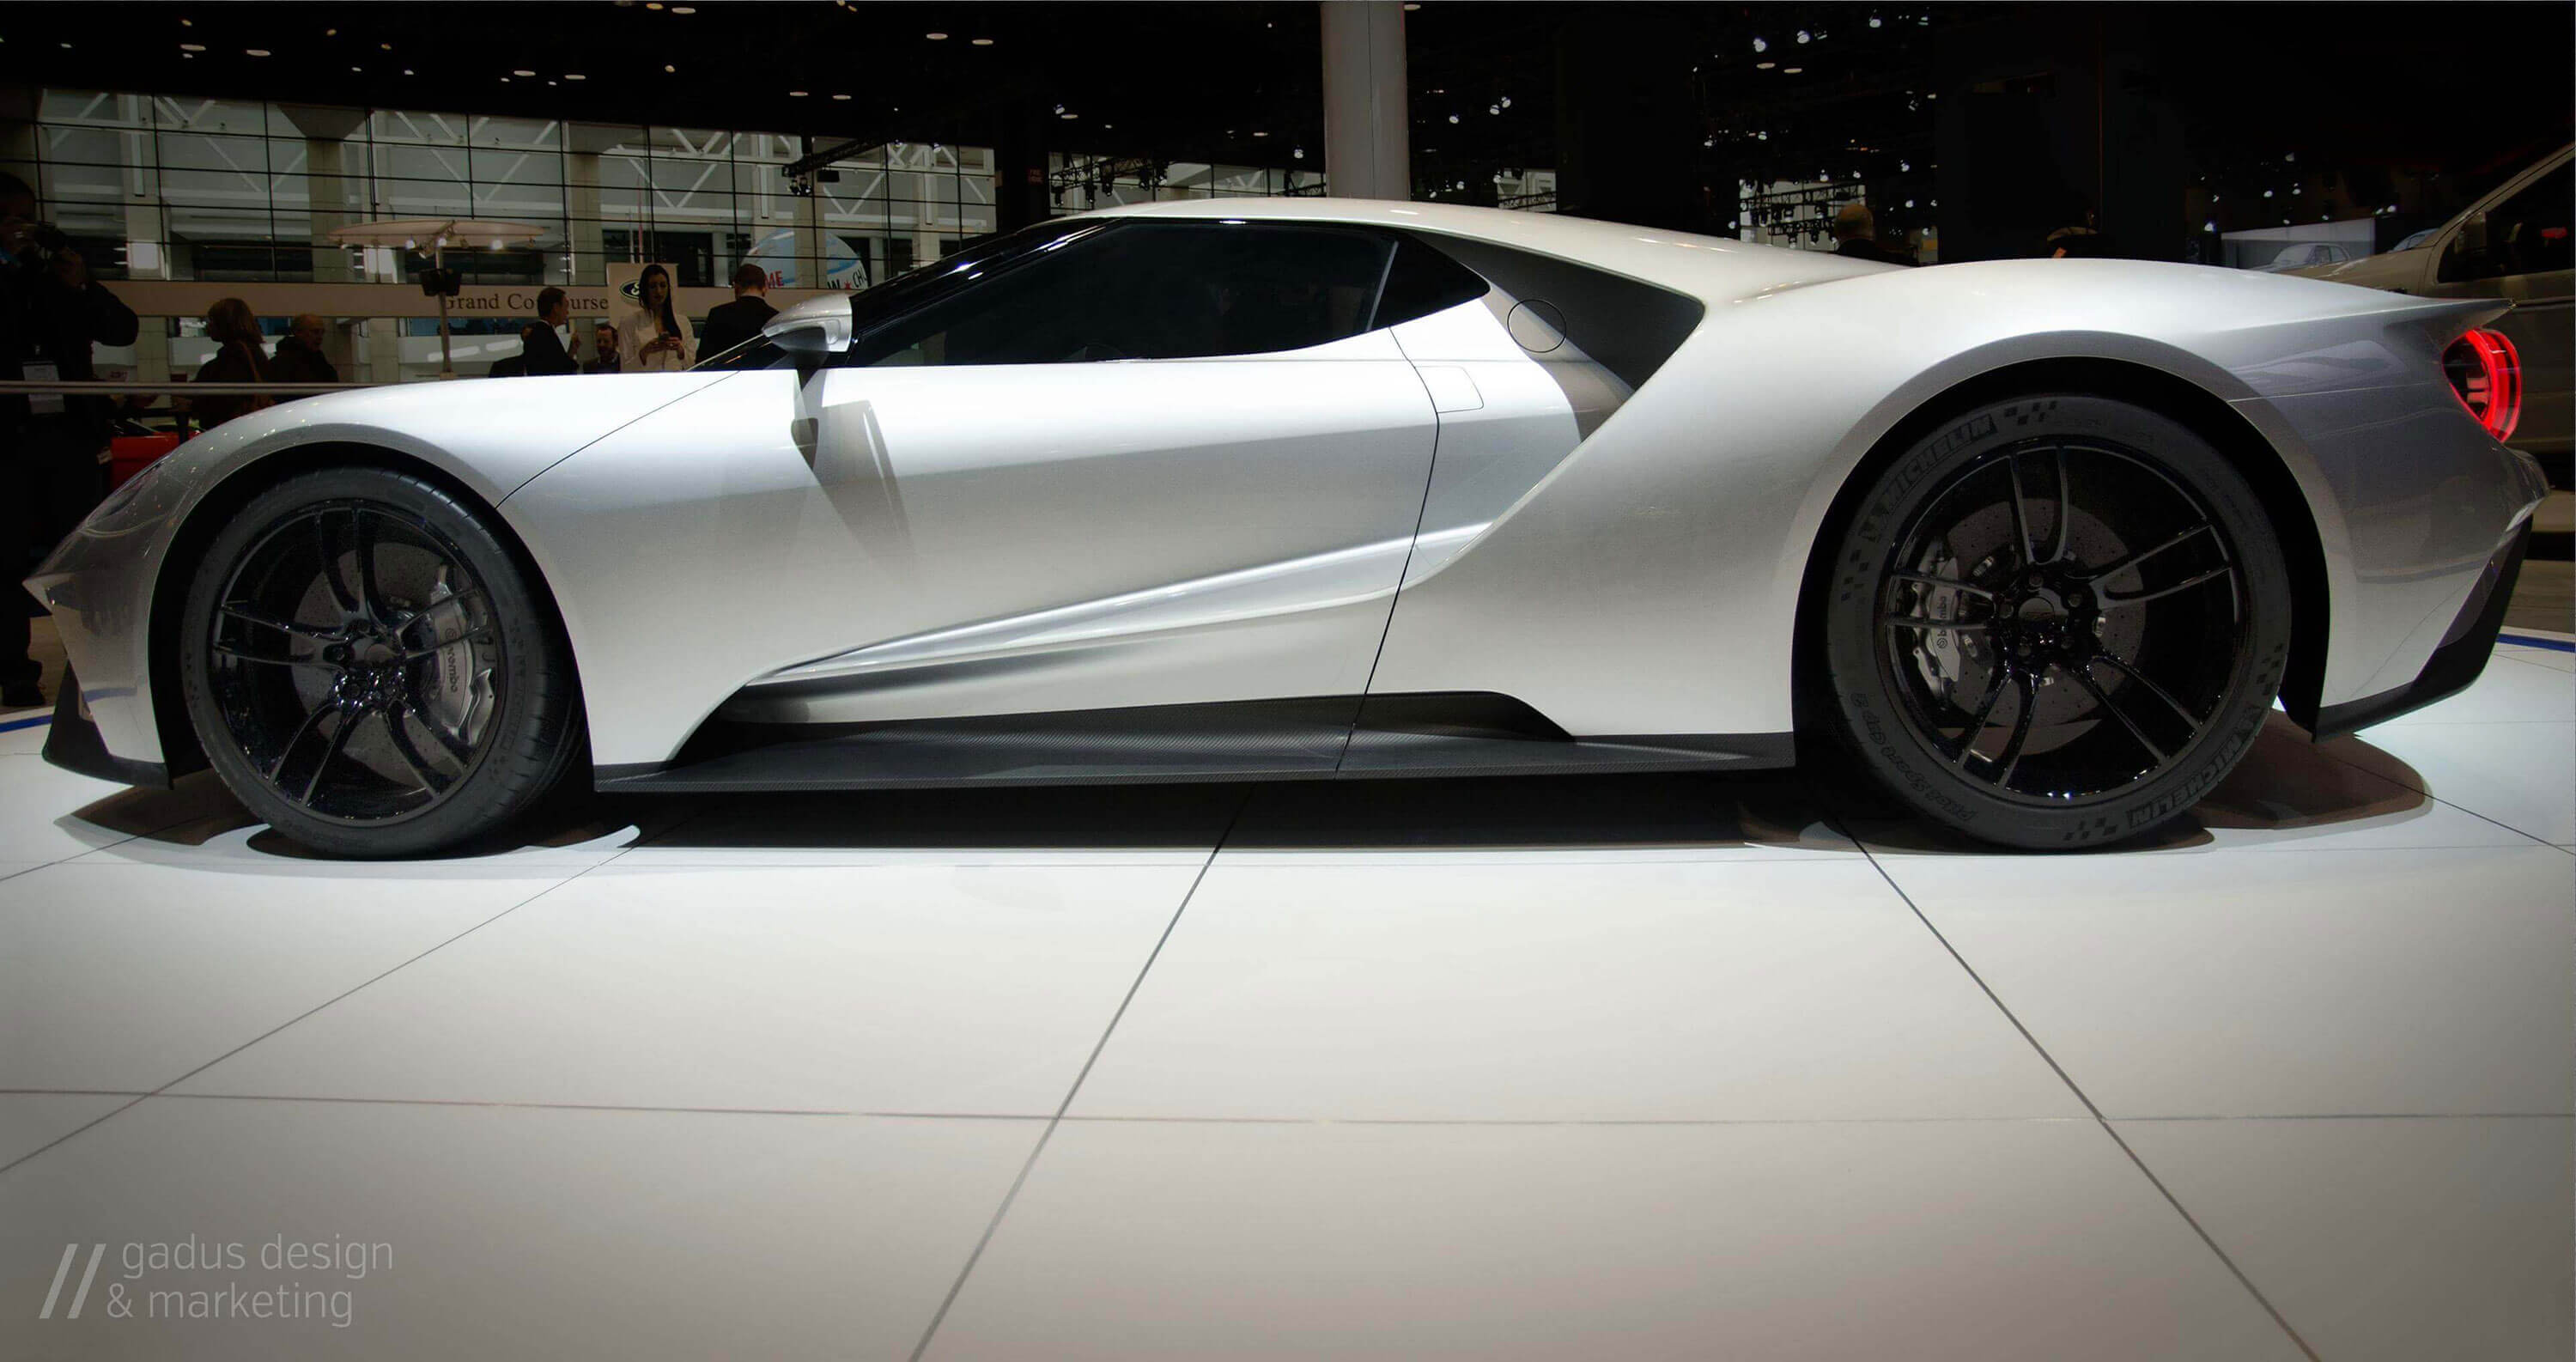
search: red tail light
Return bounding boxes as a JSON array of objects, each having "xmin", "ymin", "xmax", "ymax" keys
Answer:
[{"xmin": 2443, "ymin": 327, "xmax": 2522, "ymax": 442}]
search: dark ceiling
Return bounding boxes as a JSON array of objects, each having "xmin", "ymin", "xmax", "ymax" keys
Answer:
[
  {"xmin": 3, "ymin": 2, "xmax": 2568, "ymax": 211},
  {"xmin": 0, "ymin": 2, "xmax": 1330, "ymax": 166}
]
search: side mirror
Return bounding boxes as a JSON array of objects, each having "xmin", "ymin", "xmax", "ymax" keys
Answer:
[{"xmin": 762, "ymin": 296, "xmax": 854, "ymax": 356}]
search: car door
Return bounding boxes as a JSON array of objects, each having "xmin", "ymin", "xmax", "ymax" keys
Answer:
[
  {"xmin": 511, "ymin": 219, "xmax": 1440, "ymax": 765},
  {"xmin": 2422, "ymin": 149, "xmax": 2573, "ymax": 459}
]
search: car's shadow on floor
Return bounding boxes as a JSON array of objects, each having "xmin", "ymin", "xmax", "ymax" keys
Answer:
[{"xmin": 66, "ymin": 713, "xmax": 2430, "ymax": 865}]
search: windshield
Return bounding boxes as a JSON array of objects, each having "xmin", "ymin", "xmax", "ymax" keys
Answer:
[{"xmin": 691, "ymin": 217, "xmax": 1107, "ymax": 372}]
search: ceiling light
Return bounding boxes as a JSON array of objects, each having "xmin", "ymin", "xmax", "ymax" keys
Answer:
[
  {"xmin": 179, "ymin": 42, "xmax": 204, "ymax": 52},
  {"xmin": 664, "ymin": 64, "xmax": 676, "ymax": 72},
  {"xmin": 246, "ymin": 48, "xmax": 270, "ymax": 57},
  {"xmin": 1752, "ymin": 36, "xmax": 1768, "ymax": 52},
  {"xmin": 1783, "ymin": 66, "xmax": 1802, "ymax": 74},
  {"xmin": 970, "ymin": 37, "xmax": 993, "ymax": 46},
  {"xmin": 831, "ymin": 93, "xmax": 851, "ymax": 100},
  {"xmin": 179, "ymin": 16, "xmax": 191, "ymax": 25},
  {"xmin": 1869, "ymin": 15, "xmax": 1883, "ymax": 26},
  {"xmin": 671, "ymin": 4, "xmax": 696, "ymax": 11},
  {"xmin": 1292, "ymin": 148, "xmax": 1304, "ymax": 159},
  {"xmin": 789, "ymin": 90, "xmax": 809, "ymax": 97},
  {"xmin": 1795, "ymin": 29, "xmax": 1810, "ymax": 42},
  {"xmin": 1447, "ymin": 113, "xmax": 1460, "ymax": 124},
  {"xmin": 380, "ymin": 42, "xmax": 392, "ymax": 50},
  {"xmin": 564, "ymin": 72, "xmax": 585, "ymax": 80},
  {"xmin": 1756, "ymin": 61, "xmax": 1775, "ymax": 70},
  {"xmin": 513, "ymin": 69, "xmax": 536, "ymax": 76},
  {"xmin": 325, "ymin": 27, "xmax": 337, "ymax": 36},
  {"xmin": 403, "ymin": 69, "xmax": 415, "ymax": 76},
  {"xmin": 404, "ymin": 238, "xmax": 416, "ymax": 249},
  {"xmin": 1499, "ymin": 96, "xmax": 1511, "ymax": 107},
  {"xmin": 350, "ymin": 65, "xmax": 362, "ymax": 72},
  {"xmin": 925, "ymin": 31, "xmax": 948, "ymax": 39},
  {"xmin": 1061, "ymin": 112, "xmax": 1079, "ymax": 119},
  {"xmin": 1251, "ymin": 130, "xmax": 1267, "ymax": 137}
]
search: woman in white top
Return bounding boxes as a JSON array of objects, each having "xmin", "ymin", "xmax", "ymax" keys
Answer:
[{"xmin": 617, "ymin": 263, "xmax": 694, "ymax": 372}]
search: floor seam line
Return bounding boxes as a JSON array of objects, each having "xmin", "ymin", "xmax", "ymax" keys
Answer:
[
  {"xmin": 903, "ymin": 792, "xmax": 1250, "ymax": 1362},
  {"xmin": 1823, "ymin": 798, "xmax": 2325, "ymax": 1362},
  {"xmin": 2306, "ymin": 739, "xmax": 2568, "ymax": 850},
  {"xmin": 0, "ymin": 846, "xmax": 634, "ymax": 1178}
]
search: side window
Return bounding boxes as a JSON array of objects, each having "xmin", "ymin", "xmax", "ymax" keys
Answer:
[
  {"xmin": 1371, "ymin": 235, "xmax": 1492, "ymax": 328},
  {"xmin": 2441, "ymin": 161, "xmax": 2573, "ymax": 283},
  {"xmin": 850, "ymin": 222, "xmax": 1395, "ymax": 367}
]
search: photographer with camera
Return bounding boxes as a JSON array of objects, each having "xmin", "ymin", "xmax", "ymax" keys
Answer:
[{"xmin": 1, "ymin": 170, "xmax": 139, "ymax": 708}]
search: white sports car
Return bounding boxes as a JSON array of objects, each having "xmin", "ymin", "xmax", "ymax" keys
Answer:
[{"xmin": 27, "ymin": 199, "xmax": 2549, "ymax": 854}]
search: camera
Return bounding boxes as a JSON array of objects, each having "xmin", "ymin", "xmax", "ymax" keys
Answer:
[{"xmin": 12, "ymin": 220, "xmax": 70, "ymax": 261}]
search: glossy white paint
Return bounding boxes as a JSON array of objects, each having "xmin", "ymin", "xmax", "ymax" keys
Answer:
[
  {"xmin": 29, "ymin": 197, "xmax": 2551, "ymax": 777},
  {"xmin": 25, "ymin": 372, "xmax": 728, "ymax": 765},
  {"xmin": 505, "ymin": 331, "xmax": 1437, "ymax": 762}
]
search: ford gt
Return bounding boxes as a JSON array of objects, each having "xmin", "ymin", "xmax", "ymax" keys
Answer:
[{"xmin": 26, "ymin": 198, "xmax": 2549, "ymax": 854}]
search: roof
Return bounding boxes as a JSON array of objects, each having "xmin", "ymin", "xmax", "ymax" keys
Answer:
[{"xmin": 1087, "ymin": 197, "xmax": 1893, "ymax": 301}]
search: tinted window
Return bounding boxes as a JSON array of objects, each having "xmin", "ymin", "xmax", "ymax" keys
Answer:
[
  {"xmin": 848, "ymin": 222, "xmax": 1394, "ymax": 367},
  {"xmin": 1372, "ymin": 235, "xmax": 1492, "ymax": 328},
  {"xmin": 2442, "ymin": 161, "xmax": 2573, "ymax": 283}
]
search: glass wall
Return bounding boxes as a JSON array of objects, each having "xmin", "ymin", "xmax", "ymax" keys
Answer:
[
  {"xmin": 28, "ymin": 88, "xmax": 1001, "ymax": 290},
  {"xmin": 17, "ymin": 87, "xmax": 1333, "ymax": 388}
]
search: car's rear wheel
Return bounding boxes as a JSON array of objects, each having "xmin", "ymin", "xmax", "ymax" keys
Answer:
[
  {"xmin": 180, "ymin": 467, "xmax": 581, "ymax": 857},
  {"xmin": 1820, "ymin": 394, "xmax": 2292, "ymax": 848}
]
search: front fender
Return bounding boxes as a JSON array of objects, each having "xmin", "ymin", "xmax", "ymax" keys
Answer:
[{"xmin": 23, "ymin": 373, "xmax": 730, "ymax": 771}]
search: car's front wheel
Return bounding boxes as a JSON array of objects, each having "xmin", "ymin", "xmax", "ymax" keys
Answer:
[
  {"xmin": 179, "ymin": 467, "xmax": 582, "ymax": 857},
  {"xmin": 1820, "ymin": 394, "xmax": 2292, "ymax": 848}
]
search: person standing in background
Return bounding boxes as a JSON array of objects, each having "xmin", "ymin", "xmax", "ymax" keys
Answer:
[
  {"xmin": 583, "ymin": 320, "xmax": 623, "ymax": 374},
  {"xmin": 268, "ymin": 313, "xmax": 339, "ymax": 388},
  {"xmin": 1, "ymin": 171, "xmax": 139, "ymax": 707},
  {"xmin": 521, "ymin": 287, "xmax": 579, "ymax": 376},
  {"xmin": 697, "ymin": 263, "xmax": 777, "ymax": 360},
  {"xmin": 617, "ymin": 263, "xmax": 692, "ymax": 373},
  {"xmin": 189, "ymin": 297, "xmax": 272, "ymax": 431},
  {"xmin": 1832, "ymin": 203, "xmax": 1913, "ymax": 266}
]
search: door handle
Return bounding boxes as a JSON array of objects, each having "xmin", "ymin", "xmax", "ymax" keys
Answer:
[{"xmin": 1416, "ymin": 365, "xmax": 1484, "ymax": 414}]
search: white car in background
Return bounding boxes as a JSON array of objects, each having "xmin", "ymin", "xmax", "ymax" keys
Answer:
[
  {"xmin": 2256, "ymin": 242, "xmax": 2351, "ymax": 272},
  {"xmin": 2297, "ymin": 144, "xmax": 2574, "ymax": 465}
]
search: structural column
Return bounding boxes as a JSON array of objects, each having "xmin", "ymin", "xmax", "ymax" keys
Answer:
[
  {"xmin": 277, "ymin": 105, "xmax": 368, "ymax": 377},
  {"xmin": 1321, "ymin": 1, "xmax": 1409, "ymax": 201},
  {"xmin": 567, "ymin": 124, "xmax": 625, "ymax": 288}
]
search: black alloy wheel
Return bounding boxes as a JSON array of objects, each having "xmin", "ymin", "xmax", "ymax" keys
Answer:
[
  {"xmin": 181, "ymin": 468, "xmax": 583, "ymax": 857},
  {"xmin": 1822, "ymin": 395, "xmax": 2291, "ymax": 848}
]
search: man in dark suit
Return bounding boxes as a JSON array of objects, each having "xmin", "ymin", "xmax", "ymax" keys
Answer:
[
  {"xmin": 521, "ymin": 287, "xmax": 578, "ymax": 376},
  {"xmin": 1831, "ymin": 203, "xmax": 1914, "ymax": 266},
  {"xmin": 697, "ymin": 263, "xmax": 778, "ymax": 360}
]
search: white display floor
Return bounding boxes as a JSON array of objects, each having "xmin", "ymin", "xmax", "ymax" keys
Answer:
[{"xmin": 2, "ymin": 638, "xmax": 2569, "ymax": 1360}]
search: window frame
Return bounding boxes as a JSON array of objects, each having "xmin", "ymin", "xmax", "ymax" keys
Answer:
[{"xmin": 829, "ymin": 220, "xmax": 1486, "ymax": 370}]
